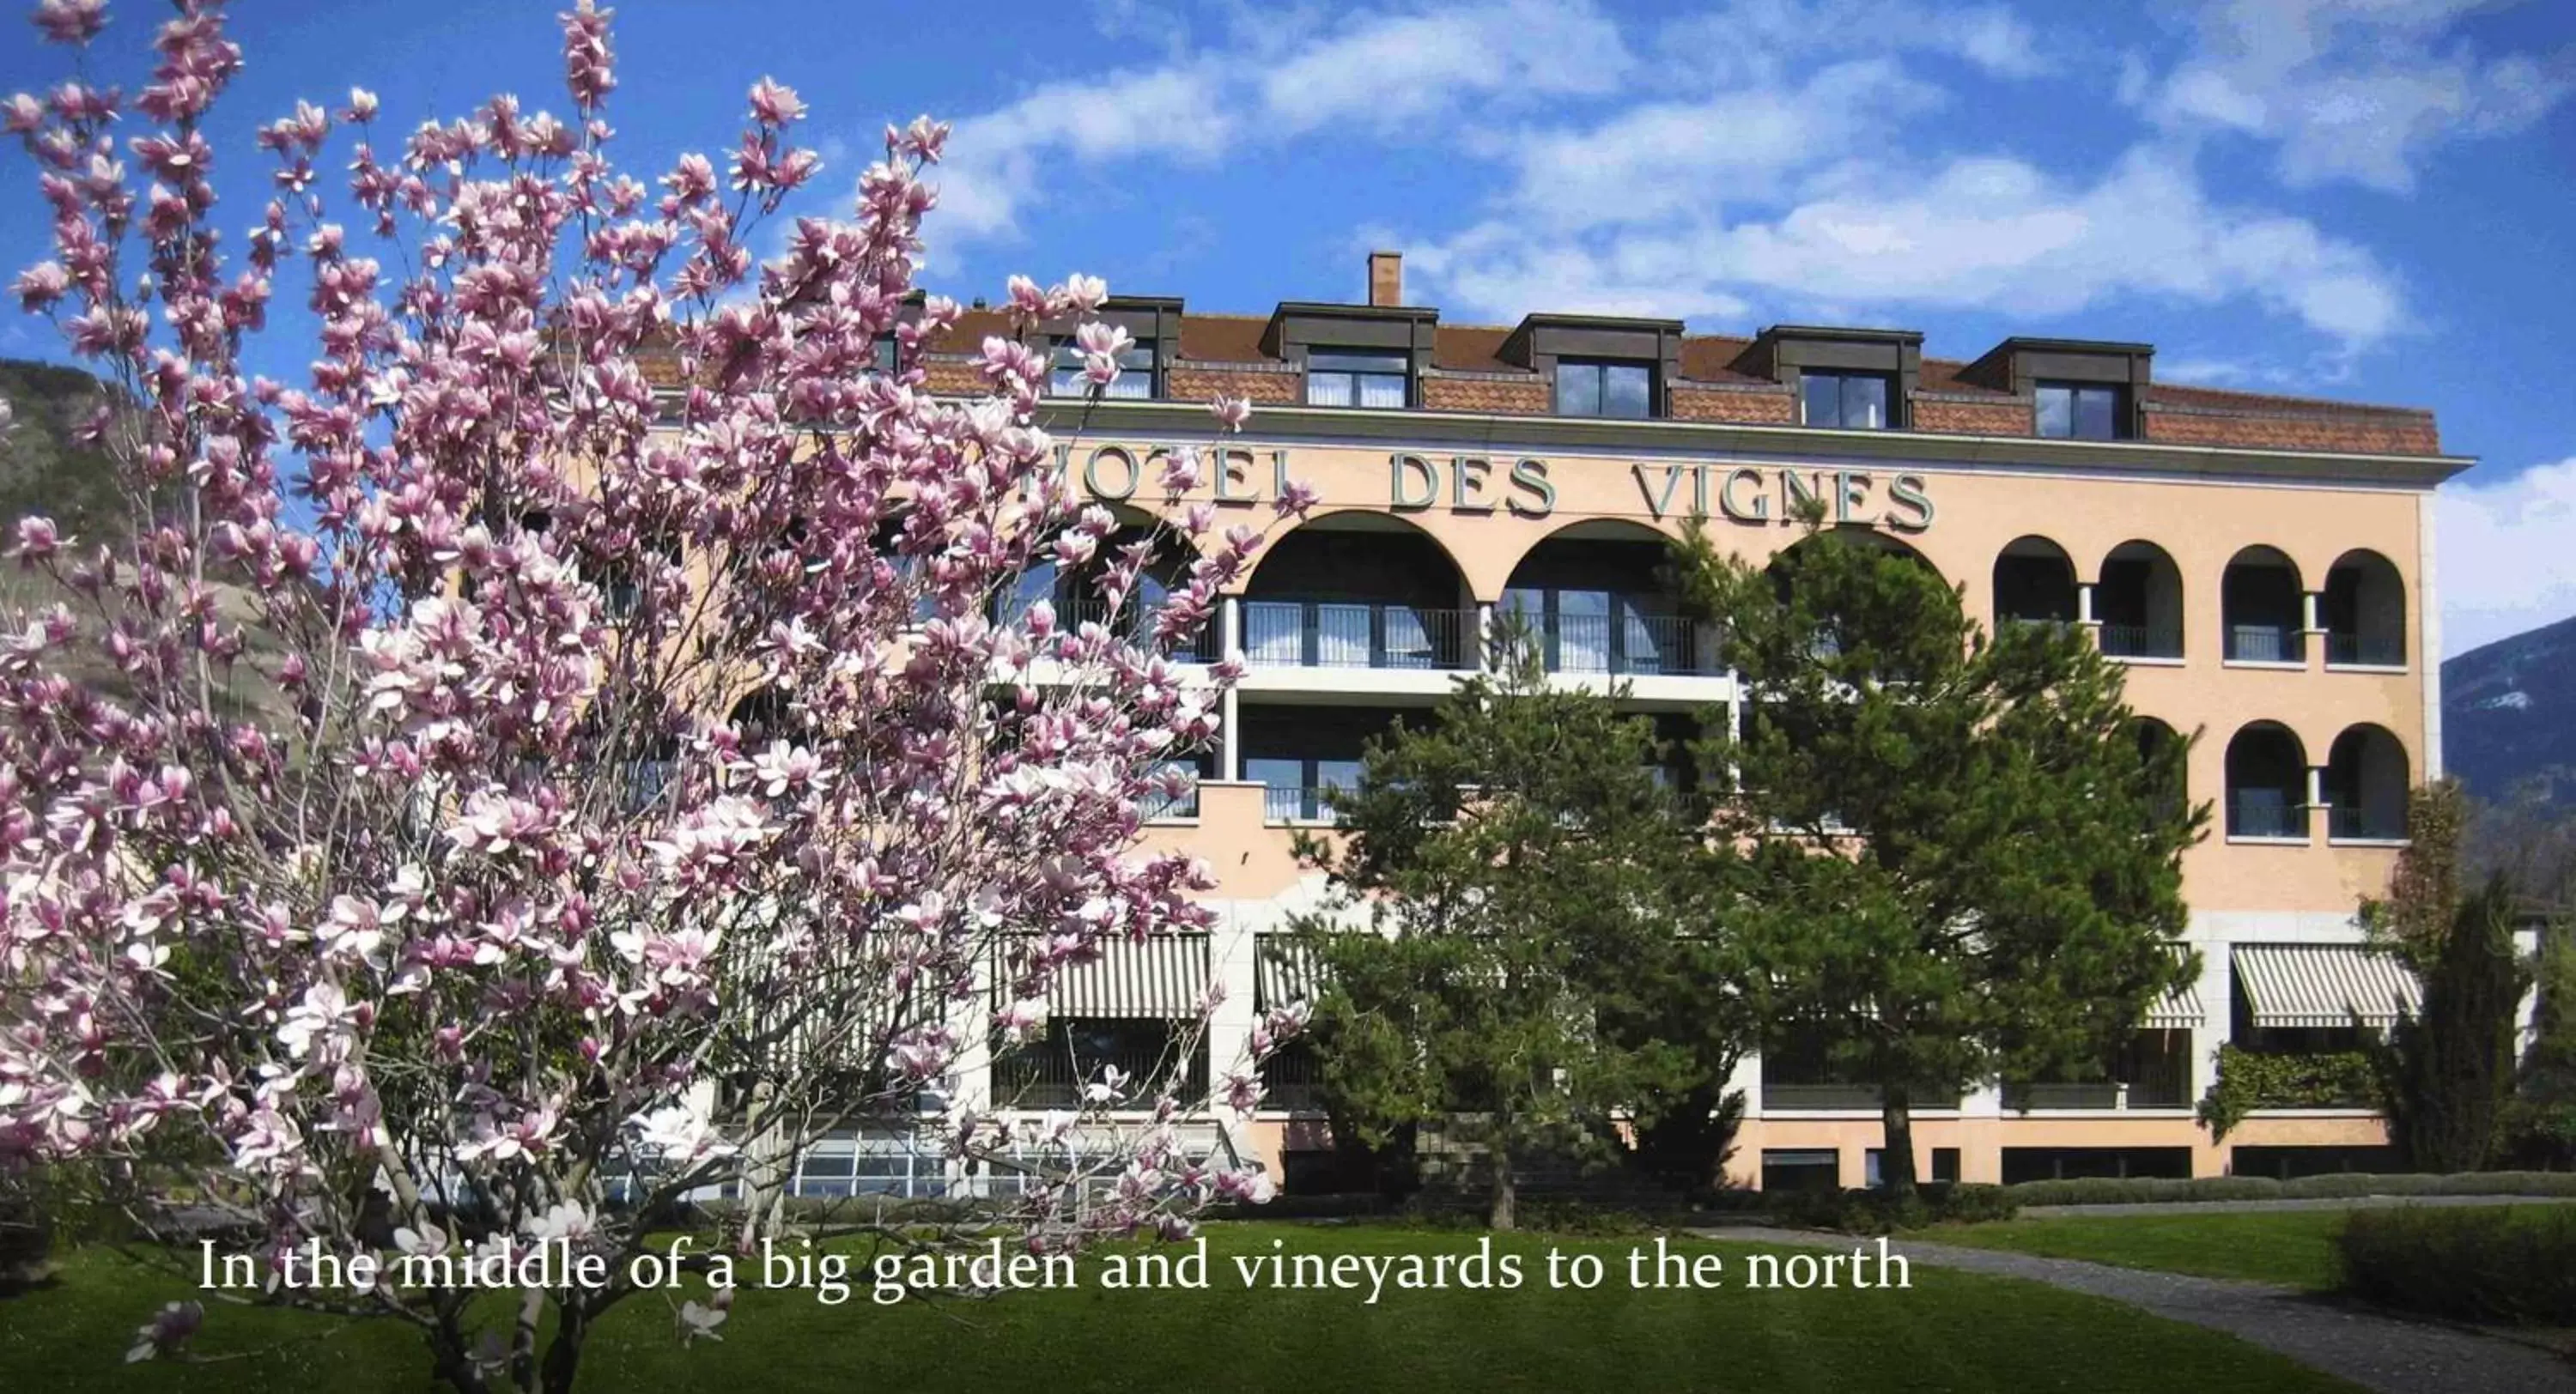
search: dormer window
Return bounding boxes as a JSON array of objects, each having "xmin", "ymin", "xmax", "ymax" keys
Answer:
[
  {"xmin": 1556, "ymin": 359, "xmax": 1652, "ymax": 418},
  {"xmin": 1307, "ymin": 349, "xmax": 1409, "ymax": 409},
  {"xmin": 1048, "ymin": 336, "xmax": 1157, "ymax": 399},
  {"xmin": 1801, "ymin": 371, "xmax": 1892, "ymax": 430},
  {"xmin": 2037, "ymin": 381, "xmax": 2126, "ymax": 439}
]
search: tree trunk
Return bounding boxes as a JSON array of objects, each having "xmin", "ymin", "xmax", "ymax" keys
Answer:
[
  {"xmin": 540, "ymin": 1300, "xmax": 590, "ymax": 1394},
  {"xmin": 1879, "ymin": 1084, "xmax": 1918, "ymax": 1198},
  {"xmin": 1488, "ymin": 1136, "xmax": 1516, "ymax": 1232}
]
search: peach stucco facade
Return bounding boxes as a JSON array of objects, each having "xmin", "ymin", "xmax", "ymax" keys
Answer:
[{"xmin": 1075, "ymin": 402, "xmax": 2453, "ymax": 1191}]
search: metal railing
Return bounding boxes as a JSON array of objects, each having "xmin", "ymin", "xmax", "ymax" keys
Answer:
[
  {"xmin": 1059, "ymin": 597, "xmax": 1219, "ymax": 663},
  {"xmin": 1261, "ymin": 783, "xmax": 1351, "ymax": 825},
  {"xmin": 2229, "ymin": 791, "xmax": 2306, "ymax": 839},
  {"xmin": 2098, "ymin": 621, "xmax": 2184, "ymax": 659},
  {"xmin": 1515, "ymin": 611, "xmax": 1722, "ymax": 676},
  {"xmin": 2226, "ymin": 623, "xmax": 2303, "ymax": 663},
  {"xmin": 2324, "ymin": 632, "xmax": 2403, "ymax": 667},
  {"xmin": 2329, "ymin": 804, "xmax": 2405, "ymax": 840},
  {"xmin": 1142, "ymin": 785, "xmax": 1201, "ymax": 822},
  {"xmin": 1242, "ymin": 600, "xmax": 1476, "ymax": 670}
]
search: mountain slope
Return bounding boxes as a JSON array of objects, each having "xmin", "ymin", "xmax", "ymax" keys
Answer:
[{"xmin": 2445, "ymin": 612, "xmax": 2576, "ymax": 809}]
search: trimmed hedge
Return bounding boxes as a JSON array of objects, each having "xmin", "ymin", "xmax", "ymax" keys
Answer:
[
  {"xmin": 1765, "ymin": 1184, "xmax": 2016, "ymax": 1234},
  {"xmin": 2338, "ymin": 1205, "xmax": 2576, "ymax": 1325},
  {"xmin": 2000, "ymin": 1171, "xmax": 2576, "ymax": 1208}
]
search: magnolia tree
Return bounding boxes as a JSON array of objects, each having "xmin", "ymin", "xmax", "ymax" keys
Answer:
[{"xmin": 0, "ymin": 1, "xmax": 1306, "ymax": 1387}]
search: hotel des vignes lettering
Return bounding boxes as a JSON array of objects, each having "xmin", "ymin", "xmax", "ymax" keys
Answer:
[{"xmin": 677, "ymin": 250, "xmax": 2475, "ymax": 1198}]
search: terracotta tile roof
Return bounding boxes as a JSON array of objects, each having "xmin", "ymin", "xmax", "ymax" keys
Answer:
[{"xmin": 644, "ymin": 296, "xmax": 2450, "ymax": 457}]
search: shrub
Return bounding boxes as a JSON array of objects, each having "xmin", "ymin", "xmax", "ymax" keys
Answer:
[
  {"xmin": 2000, "ymin": 1176, "xmax": 2283, "ymax": 1207},
  {"xmin": 0, "ymin": 1185, "xmax": 50, "ymax": 1294},
  {"xmin": 2281, "ymin": 1173, "xmax": 2437, "ymax": 1199},
  {"xmin": 1765, "ymin": 1185, "xmax": 2016, "ymax": 1233},
  {"xmin": 1517, "ymin": 1202, "xmax": 1654, "ymax": 1237},
  {"xmin": 2430, "ymin": 1171, "xmax": 2576, "ymax": 1197},
  {"xmin": 2337, "ymin": 1205, "xmax": 2576, "ymax": 1324}
]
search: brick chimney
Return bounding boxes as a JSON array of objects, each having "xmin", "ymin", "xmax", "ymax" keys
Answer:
[{"xmin": 1367, "ymin": 251, "xmax": 1402, "ymax": 307}]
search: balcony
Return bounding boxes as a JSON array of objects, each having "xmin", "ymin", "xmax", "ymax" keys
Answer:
[
  {"xmin": 1061, "ymin": 597, "xmax": 1219, "ymax": 664},
  {"xmin": 1261, "ymin": 782, "xmax": 1349, "ymax": 825},
  {"xmin": 1244, "ymin": 600, "xmax": 1474, "ymax": 670},
  {"xmin": 2225, "ymin": 623, "xmax": 2304, "ymax": 664},
  {"xmin": 2222, "ymin": 548, "xmax": 2306, "ymax": 664},
  {"xmin": 1507, "ymin": 609, "xmax": 1722, "ymax": 676},
  {"xmin": 2324, "ymin": 632, "xmax": 2402, "ymax": 668},
  {"xmin": 2228, "ymin": 791, "xmax": 2306, "ymax": 839},
  {"xmin": 2099, "ymin": 621, "xmax": 2184, "ymax": 661}
]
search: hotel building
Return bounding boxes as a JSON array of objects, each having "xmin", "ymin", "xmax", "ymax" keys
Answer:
[{"xmin": 718, "ymin": 252, "xmax": 2470, "ymax": 1197}]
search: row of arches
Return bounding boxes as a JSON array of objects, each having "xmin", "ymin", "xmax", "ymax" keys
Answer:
[
  {"xmin": 1997, "ymin": 538, "xmax": 2405, "ymax": 668},
  {"xmin": 1013, "ymin": 507, "xmax": 2409, "ymax": 677},
  {"xmin": 2199, "ymin": 719, "xmax": 2411, "ymax": 841}
]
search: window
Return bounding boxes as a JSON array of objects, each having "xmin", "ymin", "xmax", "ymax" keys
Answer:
[
  {"xmin": 1554, "ymin": 359, "xmax": 1652, "ymax": 418},
  {"xmin": 872, "ymin": 335, "xmax": 899, "ymax": 375},
  {"xmin": 1800, "ymin": 372, "xmax": 1891, "ymax": 429},
  {"xmin": 2036, "ymin": 381, "xmax": 2123, "ymax": 439},
  {"xmin": 1305, "ymin": 349, "xmax": 1408, "ymax": 409},
  {"xmin": 1048, "ymin": 336, "xmax": 1156, "ymax": 399},
  {"xmin": 1248, "ymin": 755, "xmax": 1361, "ymax": 823}
]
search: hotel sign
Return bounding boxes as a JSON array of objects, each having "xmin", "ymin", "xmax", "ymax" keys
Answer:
[{"xmin": 1064, "ymin": 445, "xmax": 1935, "ymax": 532}]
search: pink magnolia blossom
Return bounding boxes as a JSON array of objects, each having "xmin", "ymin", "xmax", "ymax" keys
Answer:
[{"xmin": 0, "ymin": 2, "xmax": 1279, "ymax": 1382}]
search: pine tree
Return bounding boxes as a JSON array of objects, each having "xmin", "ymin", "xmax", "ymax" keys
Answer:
[
  {"xmin": 2365, "ymin": 781, "xmax": 2531, "ymax": 1172},
  {"xmin": 1291, "ymin": 635, "xmax": 1749, "ymax": 1227},
  {"xmin": 1675, "ymin": 517, "xmax": 2202, "ymax": 1197}
]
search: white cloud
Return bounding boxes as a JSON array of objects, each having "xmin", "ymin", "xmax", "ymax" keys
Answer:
[
  {"xmin": 930, "ymin": 0, "xmax": 1634, "ymax": 243},
  {"xmin": 1409, "ymin": 142, "xmax": 2408, "ymax": 347},
  {"xmin": 1260, "ymin": 0, "xmax": 1635, "ymax": 134},
  {"xmin": 1656, "ymin": 0, "xmax": 2050, "ymax": 82},
  {"xmin": 2440, "ymin": 458, "xmax": 2576, "ymax": 658},
  {"xmin": 2148, "ymin": 0, "xmax": 2573, "ymax": 192}
]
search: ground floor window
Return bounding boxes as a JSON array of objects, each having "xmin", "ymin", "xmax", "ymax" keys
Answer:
[
  {"xmin": 1864, "ymin": 1148, "xmax": 1960, "ymax": 1187},
  {"xmin": 1761, "ymin": 1149, "xmax": 1842, "ymax": 1193},
  {"xmin": 991, "ymin": 1017, "xmax": 1206, "ymax": 1110},
  {"xmin": 2230, "ymin": 1145, "xmax": 2403, "ymax": 1179},
  {"xmin": 2000, "ymin": 1147, "xmax": 2191, "ymax": 1184},
  {"xmin": 790, "ymin": 1130, "xmax": 948, "ymax": 1199}
]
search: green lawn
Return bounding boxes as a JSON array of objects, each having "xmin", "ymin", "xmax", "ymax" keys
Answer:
[
  {"xmin": 0, "ymin": 1223, "xmax": 2361, "ymax": 1393},
  {"xmin": 1929, "ymin": 1203, "xmax": 2576, "ymax": 1292}
]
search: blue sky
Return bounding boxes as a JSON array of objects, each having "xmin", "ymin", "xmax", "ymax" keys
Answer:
[{"xmin": 3, "ymin": 0, "xmax": 2573, "ymax": 655}]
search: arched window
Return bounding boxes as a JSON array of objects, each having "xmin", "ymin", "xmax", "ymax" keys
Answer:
[
  {"xmin": 1991, "ymin": 536, "xmax": 2078, "ymax": 632},
  {"xmin": 2323, "ymin": 550, "xmax": 2406, "ymax": 669},
  {"xmin": 2224, "ymin": 722, "xmax": 2308, "ymax": 840},
  {"xmin": 2132, "ymin": 716, "xmax": 2188, "ymax": 827},
  {"xmin": 2325, "ymin": 725, "xmax": 2409, "ymax": 840},
  {"xmin": 1504, "ymin": 520, "xmax": 1711, "ymax": 676},
  {"xmin": 2097, "ymin": 541, "xmax": 2184, "ymax": 659},
  {"xmin": 2221, "ymin": 547, "xmax": 2304, "ymax": 664},
  {"xmin": 1242, "ymin": 512, "xmax": 1473, "ymax": 670}
]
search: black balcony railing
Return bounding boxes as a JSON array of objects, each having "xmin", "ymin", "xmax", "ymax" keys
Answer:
[
  {"xmin": 2225, "ymin": 623, "xmax": 2304, "ymax": 664},
  {"xmin": 1515, "ymin": 611, "xmax": 1722, "ymax": 676},
  {"xmin": 990, "ymin": 1036, "xmax": 1206, "ymax": 1111},
  {"xmin": 2329, "ymin": 804, "xmax": 2404, "ymax": 840},
  {"xmin": 1060, "ymin": 597, "xmax": 1219, "ymax": 663},
  {"xmin": 2229, "ymin": 790, "xmax": 2306, "ymax": 839},
  {"xmin": 2098, "ymin": 621, "xmax": 2184, "ymax": 659},
  {"xmin": 1243, "ymin": 600, "xmax": 1473, "ymax": 670},
  {"xmin": 2324, "ymin": 632, "xmax": 2403, "ymax": 667},
  {"xmin": 1142, "ymin": 784, "xmax": 1201, "ymax": 822},
  {"xmin": 1258, "ymin": 1039, "xmax": 1327, "ymax": 1112},
  {"xmin": 1261, "ymin": 782, "xmax": 1351, "ymax": 824}
]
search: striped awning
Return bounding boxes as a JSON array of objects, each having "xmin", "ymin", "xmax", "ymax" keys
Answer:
[
  {"xmin": 1255, "ymin": 936, "xmax": 1322, "ymax": 1011},
  {"xmin": 2144, "ymin": 977, "xmax": 2205, "ymax": 1029},
  {"xmin": 2144, "ymin": 946, "xmax": 2205, "ymax": 1028},
  {"xmin": 2233, "ymin": 943, "xmax": 2423, "ymax": 1029},
  {"xmin": 1012, "ymin": 935, "xmax": 1212, "ymax": 1018}
]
